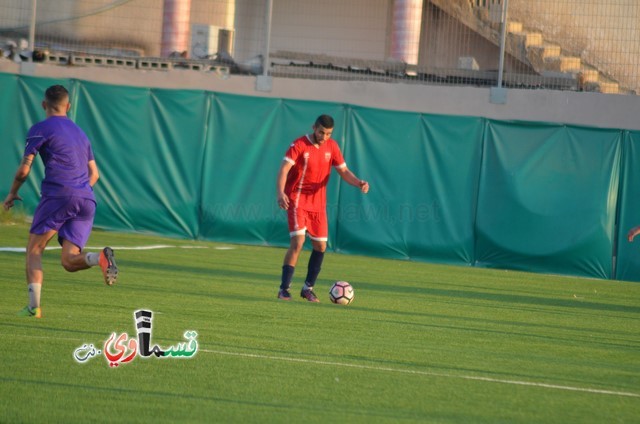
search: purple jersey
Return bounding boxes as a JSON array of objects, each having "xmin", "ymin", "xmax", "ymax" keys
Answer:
[{"xmin": 24, "ymin": 116, "xmax": 95, "ymax": 201}]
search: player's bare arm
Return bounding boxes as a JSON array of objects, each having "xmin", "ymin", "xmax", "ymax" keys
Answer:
[
  {"xmin": 276, "ymin": 160, "xmax": 294, "ymax": 209},
  {"xmin": 88, "ymin": 160, "xmax": 100, "ymax": 187},
  {"xmin": 3, "ymin": 154, "xmax": 34, "ymax": 210},
  {"xmin": 628, "ymin": 225, "xmax": 640, "ymax": 242},
  {"xmin": 336, "ymin": 166, "xmax": 369, "ymax": 193}
]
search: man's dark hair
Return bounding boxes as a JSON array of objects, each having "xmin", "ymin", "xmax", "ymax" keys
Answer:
[
  {"xmin": 314, "ymin": 114, "xmax": 334, "ymax": 129},
  {"xmin": 45, "ymin": 85, "xmax": 69, "ymax": 106}
]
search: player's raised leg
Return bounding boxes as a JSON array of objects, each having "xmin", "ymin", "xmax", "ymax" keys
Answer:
[
  {"xmin": 57, "ymin": 197, "xmax": 118, "ymax": 285},
  {"xmin": 60, "ymin": 239, "xmax": 118, "ymax": 286},
  {"xmin": 99, "ymin": 247, "xmax": 118, "ymax": 286},
  {"xmin": 61, "ymin": 239, "xmax": 92, "ymax": 272}
]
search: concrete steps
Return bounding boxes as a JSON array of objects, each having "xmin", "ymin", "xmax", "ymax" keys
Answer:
[{"xmin": 508, "ymin": 20, "xmax": 619, "ymax": 94}]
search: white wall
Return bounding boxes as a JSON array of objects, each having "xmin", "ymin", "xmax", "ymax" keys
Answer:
[
  {"xmin": 5, "ymin": 60, "xmax": 640, "ymax": 131},
  {"xmin": 269, "ymin": 0, "xmax": 390, "ymax": 60},
  {"xmin": 0, "ymin": 0, "xmax": 162, "ymax": 56},
  {"xmin": 0, "ymin": 0, "xmax": 390, "ymax": 62}
]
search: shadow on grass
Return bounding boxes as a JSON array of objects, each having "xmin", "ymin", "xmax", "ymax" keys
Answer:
[
  {"xmin": 121, "ymin": 259, "xmax": 276, "ymax": 283},
  {"xmin": 118, "ymin": 256, "xmax": 640, "ymax": 315},
  {"xmin": 0, "ymin": 376, "xmax": 423, "ymax": 421},
  {"xmin": 367, "ymin": 317, "xmax": 640, "ymax": 350},
  {"xmin": 0, "ymin": 321, "xmax": 113, "ymax": 339},
  {"xmin": 350, "ymin": 281, "xmax": 640, "ymax": 315}
]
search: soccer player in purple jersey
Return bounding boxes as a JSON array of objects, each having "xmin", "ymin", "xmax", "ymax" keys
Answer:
[{"xmin": 3, "ymin": 85, "xmax": 118, "ymax": 318}]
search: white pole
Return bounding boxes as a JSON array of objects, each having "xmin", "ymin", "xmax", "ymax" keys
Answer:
[
  {"xmin": 28, "ymin": 0, "xmax": 37, "ymax": 61},
  {"xmin": 161, "ymin": 0, "xmax": 192, "ymax": 57},
  {"xmin": 263, "ymin": 0, "xmax": 273, "ymax": 76},
  {"xmin": 390, "ymin": 0, "xmax": 424, "ymax": 65},
  {"xmin": 496, "ymin": 0, "xmax": 509, "ymax": 87}
]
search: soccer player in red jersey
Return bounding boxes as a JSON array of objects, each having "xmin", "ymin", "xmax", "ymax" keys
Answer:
[{"xmin": 276, "ymin": 115, "xmax": 369, "ymax": 302}]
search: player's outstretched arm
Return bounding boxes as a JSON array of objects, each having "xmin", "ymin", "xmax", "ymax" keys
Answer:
[
  {"xmin": 628, "ymin": 225, "xmax": 640, "ymax": 242},
  {"xmin": 336, "ymin": 166, "xmax": 369, "ymax": 193},
  {"xmin": 3, "ymin": 155, "xmax": 34, "ymax": 211}
]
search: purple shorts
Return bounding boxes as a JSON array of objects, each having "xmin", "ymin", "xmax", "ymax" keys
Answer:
[{"xmin": 30, "ymin": 196, "xmax": 96, "ymax": 249}]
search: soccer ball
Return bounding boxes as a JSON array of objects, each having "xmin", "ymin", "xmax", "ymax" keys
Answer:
[{"xmin": 329, "ymin": 281, "xmax": 354, "ymax": 305}]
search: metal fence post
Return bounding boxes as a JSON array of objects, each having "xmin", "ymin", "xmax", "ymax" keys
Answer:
[
  {"xmin": 497, "ymin": 0, "xmax": 509, "ymax": 88},
  {"xmin": 28, "ymin": 0, "xmax": 37, "ymax": 62},
  {"xmin": 256, "ymin": 0, "xmax": 274, "ymax": 91},
  {"xmin": 264, "ymin": 0, "xmax": 273, "ymax": 77},
  {"xmin": 490, "ymin": 0, "xmax": 509, "ymax": 104}
]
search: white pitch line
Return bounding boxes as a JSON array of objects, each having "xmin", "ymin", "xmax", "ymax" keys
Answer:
[
  {"xmin": 1, "ymin": 331, "xmax": 637, "ymax": 398},
  {"xmin": 0, "ymin": 245, "xmax": 211, "ymax": 253},
  {"xmin": 200, "ymin": 348, "xmax": 640, "ymax": 399}
]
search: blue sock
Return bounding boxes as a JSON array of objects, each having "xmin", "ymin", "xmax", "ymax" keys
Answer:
[
  {"xmin": 304, "ymin": 250, "xmax": 325, "ymax": 288},
  {"xmin": 280, "ymin": 265, "xmax": 295, "ymax": 291}
]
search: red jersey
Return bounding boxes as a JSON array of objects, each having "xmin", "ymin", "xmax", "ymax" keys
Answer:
[{"xmin": 283, "ymin": 135, "xmax": 346, "ymax": 211}]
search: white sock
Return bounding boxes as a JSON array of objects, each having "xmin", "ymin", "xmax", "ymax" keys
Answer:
[
  {"xmin": 302, "ymin": 283, "xmax": 313, "ymax": 291},
  {"xmin": 85, "ymin": 252, "xmax": 100, "ymax": 267},
  {"xmin": 28, "ymin": 283, "xmax": 41, "ymax": 308}
]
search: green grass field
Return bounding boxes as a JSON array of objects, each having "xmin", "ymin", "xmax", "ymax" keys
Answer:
[{"xmin": 1, "ymin": 221, "xmax": 639, "ymax": 423}]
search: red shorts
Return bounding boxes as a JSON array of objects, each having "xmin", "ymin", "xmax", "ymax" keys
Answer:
[{"xmin": 287, "ymin": 207, "xmax": 328, "ymax": 241}]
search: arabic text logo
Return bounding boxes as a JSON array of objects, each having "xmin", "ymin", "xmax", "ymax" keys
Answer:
[{"xmin": 73, "ymin": 309, "xmax": 198, "ymax": 367}]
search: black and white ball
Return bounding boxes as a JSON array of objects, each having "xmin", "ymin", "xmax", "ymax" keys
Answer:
[{"xmin": 329, "ymin": 281, "xmax": 354, "ymax": 305}]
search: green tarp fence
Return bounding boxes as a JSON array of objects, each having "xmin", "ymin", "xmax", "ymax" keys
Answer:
[{"xmin": 2, "ymin": 73, "xmax": 639, "ymax": 281}]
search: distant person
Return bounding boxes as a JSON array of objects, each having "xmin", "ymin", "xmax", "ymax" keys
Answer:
[
  {"xmin": 275, "ymin": 114, "xmax": 369, "ymax": 302},
  {"xmin": 3, "ymin": 85, "xmax": 118, "ymax": 318}
]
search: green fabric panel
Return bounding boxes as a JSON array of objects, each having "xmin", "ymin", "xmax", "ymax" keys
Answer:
[
  {"xmin": 475, "ymin": 121, "xmax": 622, "ymax": 278},
  {"xmin": 147, "ymin": 88, "xmax": 208, "ymax": 238},
  {"xmin": 0, "ymin": 73, "xmax": 29, "ymax": 210},
  {"xmin": 615, "ymin": 131, "xmax": 640, "ymax": 281},
  {"xmin": 199, "ymin": 93, "xmax": 283, "ymax": 244},
  {"xmin": 73, "ymin": 81, "xmax": 206, "ymax": 238},
  {"xmin": 336, "ymin": 107, "xmax": 483, "ymax": 263},
  {"xmin": 199, "ymin": 93, "xmax": 345, "ymax": 247},
  {"xmin": 4, "ymin": 72, "xmax": 638, "ymax": 282}
]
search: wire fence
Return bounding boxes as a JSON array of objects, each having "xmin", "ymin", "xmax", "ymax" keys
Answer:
[{"xmin": 0, "ymin": 0, "xmax": 638, "ymax": 95}]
